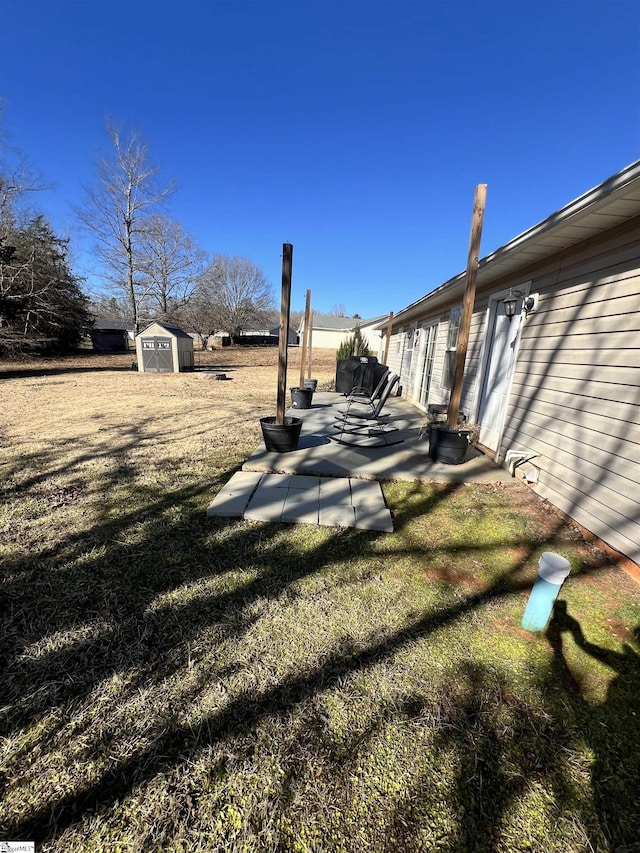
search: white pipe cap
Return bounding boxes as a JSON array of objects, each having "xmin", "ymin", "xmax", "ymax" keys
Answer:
[{"xmin": 538, "ymin": 552, "xmax": 571, "ymax": 585}]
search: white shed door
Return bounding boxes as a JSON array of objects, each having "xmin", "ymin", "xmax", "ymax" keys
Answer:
[{"xmin": 477, "ymin": 299, "xmax": 522, "ymax": 452}]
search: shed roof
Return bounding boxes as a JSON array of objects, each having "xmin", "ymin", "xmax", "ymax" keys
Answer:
[
  {"xmin": 92, "ymin": 318, "xmax": 134, "ymax": 332},
  {"xmin": 388, "ymin": 159, "xmax": 640, "ymax": 326},
  {"xmin": 138, "ymin": 322, "xmax": 193, "ymax": 339}
]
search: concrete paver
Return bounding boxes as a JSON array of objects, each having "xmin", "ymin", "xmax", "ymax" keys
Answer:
[
  {"xmin": 205, "ymin": 471, "xmax": 263, "ymax": 517},
  {"xmin": 281, "ymin": 489, "xmax": 320, "ymax": 524},
  {"xmin": 207, "ymin": 471, "xmax": 393, "ymax": 531},
  {"xmin": 319, "ymin": 504, "xmax": 356, "ymax": 528},
  {"xmin": 354, "ymin": 506, "xmax": 394, "ymax": 532}
]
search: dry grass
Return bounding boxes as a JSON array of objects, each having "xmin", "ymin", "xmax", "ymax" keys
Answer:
[{"xmin": 1, "ymin": 347, "xmax": 639, "ymax": 853}]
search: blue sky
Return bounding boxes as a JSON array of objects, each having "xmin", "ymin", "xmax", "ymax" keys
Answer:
[{"xmin": 1, "ymin": 0, "xmax": 638, "ymax": 317}]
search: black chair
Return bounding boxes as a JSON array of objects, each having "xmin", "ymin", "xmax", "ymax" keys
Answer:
[
  {"xmin": 335, "ymin": 372, "xmax": 399, "ymax": 422},
  {"xmin": 331, "ymin": 373, "xmax": 404, "ymax": 447},
  {"xmin": 338, "ymin": 368, "xmax": 390, "ymax": 412}
]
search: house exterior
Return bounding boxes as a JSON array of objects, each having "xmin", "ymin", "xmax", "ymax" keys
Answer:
[
  {"xmin": 384, "ymin": 161, "xmax": 640, "ymax": 567},
  {"xmin": 298, "ymin": 313, "xmax": 386, "ymax": 354}
]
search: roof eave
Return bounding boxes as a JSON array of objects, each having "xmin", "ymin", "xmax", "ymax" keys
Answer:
[{"xmin": 389, "ymin": 159, "xmax": 640, "ymax": 328}]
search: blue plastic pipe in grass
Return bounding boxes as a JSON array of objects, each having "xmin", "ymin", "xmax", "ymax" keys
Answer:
[{"xmin": 521, "ymin": 552, "xmax": 571, "ymax": 632}]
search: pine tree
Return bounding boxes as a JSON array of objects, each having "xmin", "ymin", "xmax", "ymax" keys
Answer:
[
  {"xmin": 0, "ymin": 216, "xmax": 92, "ymax": 354},
  {"xmin": 336, "ymin": 325, "xmax": 371, "ymax": 361}
]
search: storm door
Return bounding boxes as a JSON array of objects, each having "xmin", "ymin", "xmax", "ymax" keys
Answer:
[
  {"xmin": 477, "ymin": 296, "xmax": 523, "ymax": 452},
  {"xmin": 416, "ymin": 323, "xmax": 438, "ymax": 408}
]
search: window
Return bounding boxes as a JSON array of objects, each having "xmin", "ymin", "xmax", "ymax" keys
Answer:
[{"xmin": 441, "ymin": 307, "xmax": 461, "ymax": 390}]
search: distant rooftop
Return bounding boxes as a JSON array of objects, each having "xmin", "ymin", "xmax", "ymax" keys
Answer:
[{"xmin": 300, "ymin": 313, "xmax": 386, "ymax": 332}]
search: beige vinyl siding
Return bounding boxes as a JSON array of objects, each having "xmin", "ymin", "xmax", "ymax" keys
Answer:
[
  {"xmin": 386, "ymin": 333, "xmax": 403, "ymax": 377},
  {"xmin": 500, "ymin": 222, "xmax": 640, "ymax": 563},
  {"xmin": 312, "ymin": 329, "xmax": 353, "ymax": 350},
  {"xmin": 401, "ymin": 303, "xmax": 489, "ymax": 414},
  {"xmin": 459, "ymin": 301, "xmax": 489, "ymax": 416},
  {"xmin": 385, "ymin": 205, "xmax": 640, "ymax": 564}
]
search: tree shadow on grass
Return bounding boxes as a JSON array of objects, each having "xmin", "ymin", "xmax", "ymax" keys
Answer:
[
  {"xmin": 1, "ymin": 471, "xmax": 633, "ymax": 849},
  {"xmin": 2, "ymin": 558, "xmax": 611, "ymax": 846},
  {"xmin": 545, "ymin": 601, "xmax": 640, "ymax": 851},
  {"xmin": 381, "ymin": 669, "xmax": 585, "ymax": 852}
]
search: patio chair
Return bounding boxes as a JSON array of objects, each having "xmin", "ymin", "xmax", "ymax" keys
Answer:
[
  {"xmin": 334, "ymin": 372, "xmax": 400, "ymax": 424},
  {"xmin": 331, "ymin": 373, "xmax": 404, "ymax": 447},
  {"xmin": 340, "ymin": 367, "xmax": 390, "ymax": 409}
]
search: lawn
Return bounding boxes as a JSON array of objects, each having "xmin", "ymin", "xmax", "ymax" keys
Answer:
[{"xmin": 1, "ymin": 348, "xmax": 639, "ymax": 853}]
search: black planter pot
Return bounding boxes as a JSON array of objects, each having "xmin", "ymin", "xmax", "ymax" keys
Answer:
[
  {"xmin": 290, "ymin": 387, "xmax": 313, "ymax": 409},
  {"xmin": 429, "ymin": 426, "xmax": 470, "ymax": 465},
  {"xmin": 260, "ymin": 416, "xmax": 302, "ymax": 452}
]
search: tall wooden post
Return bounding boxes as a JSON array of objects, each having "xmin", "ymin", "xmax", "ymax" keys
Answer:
[
  {"xmin": 307, "ymin": 308, "xmax": 314, "ymax": 379},
  {"xmin": 446, "ymin": 184, "xmax": 487, "ymax": 428},
  {"xmin": 383, "ymin": 311, "xmax": 393, "ymax": 364},
  {"xmin": 299, "ymin": 289, "xmax": 311, "ymax": 387},
  {"xmin": 276, "ymin": 243, "xmax": 293, "ymax": 425}
]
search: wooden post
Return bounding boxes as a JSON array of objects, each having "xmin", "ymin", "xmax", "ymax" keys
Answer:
[
  {"xmin": 276, "ymin": 243, "xmax": 293, "ymax": 425},
  {"xmin": 307, "ymin": 308, "xmax": 314, "ymax": 379},
  {"xmin": 383, "ymin": 311, "xmax": 393, "ymax": 364},
  {"xmin": 299, "ymin": 289, "xmax": 311, "ymax": 387},
  {"xmin": 446, "ymin": 184, "xmax": 487, "ymax": 428}
]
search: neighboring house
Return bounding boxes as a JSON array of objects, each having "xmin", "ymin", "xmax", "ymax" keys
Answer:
[
  {"xmin": 298, "ymin": 313, "xmax": 387, "ymax": 354},
  {"xmin": 236, "ymin": 326, "xmax": 299, "ymax": 346},
  {"xmin": 383, "ymin": 160, "xmax": 640, "ymax": 566},
  {"xmin": 270, "ymin": 325, "xmax": 300, "ymax": 346},
  {"xmin": 89, "ymin": 318, "xmax": 135, "ymax": 351}
]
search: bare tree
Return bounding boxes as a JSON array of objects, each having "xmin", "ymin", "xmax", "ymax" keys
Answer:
[
  {"xmin": 288, "ymin": 309, "xmax": 303, "ymax": 330},
  {"xmin": 138, "ymin": 214, "xmax": 206, "ymax": 321},
  {"xmin": 88, "ymin": 293, "xmax": 130, "ymax": 321},
  {"xmin": 0, "ymin": 103, "xmax": 47, "ymax": 230},
  {"xmin": 77, "ymin": 121, "xmax": 175, "ymax": 333},
  {"xmin": 329, "ymin": 303, "xmax": 346, "ymax": 317},
  {"xmin": 197, "ymin": 254, "xmax": 274, "ymax": 343},
  {"xmin": 177, "ymin": 288, "xmax": 221, "ymax": 350}
]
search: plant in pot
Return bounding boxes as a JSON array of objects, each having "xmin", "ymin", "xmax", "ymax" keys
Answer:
[
  {"xmin": 428, "ymin": 416, "xmax": 476, "ymax": 465},
  {"xmin": 260, "ymin": 243, "xmax": 302, "ymax": 453}
]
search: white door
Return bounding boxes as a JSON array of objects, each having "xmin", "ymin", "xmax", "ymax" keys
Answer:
[
  {"xmin": 416, "ymin": 324, "xmax": 438, "ymax": 407},
  {"xmin": 477, "ymin": 298, "xmax": 523, "ymax": 452},
  {"xmin": 400, "ymin": 330, "xmax": 415, "ymax": 392}
]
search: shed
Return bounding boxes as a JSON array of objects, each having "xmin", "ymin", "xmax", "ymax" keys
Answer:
[
  {"xmin": 135, "ymin": 322, "xmax": 194, "ymax": 373},
  {"xmin": 90, "ymin": 318, "xmax": 135, "ymax": 351}
]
